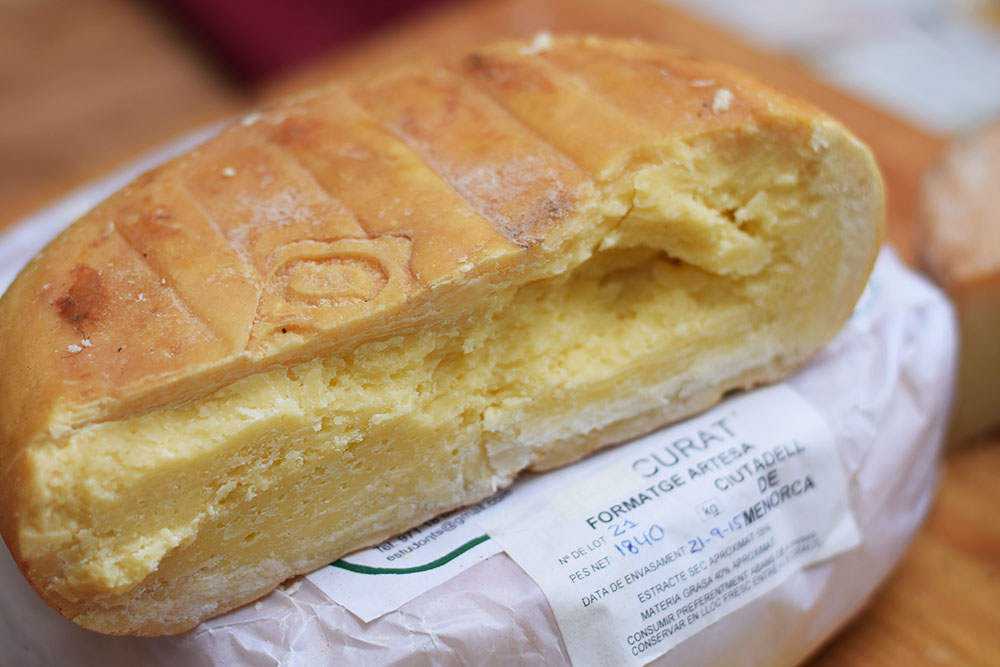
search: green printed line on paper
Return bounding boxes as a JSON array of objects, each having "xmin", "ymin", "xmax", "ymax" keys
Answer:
[{"xmin": 331, "ymin": 534, "xmax": 492, "ymax": 575}]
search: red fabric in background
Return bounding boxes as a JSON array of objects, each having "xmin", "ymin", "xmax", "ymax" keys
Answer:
[{"xmin": 155, "ymin": 0, "xmax": 461, "ymax": 83}]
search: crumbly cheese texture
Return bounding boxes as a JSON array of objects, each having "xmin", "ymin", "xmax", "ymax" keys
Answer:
[{"xmin": 0, "ymin": 37, "xmax": 883, "ymax": 635}]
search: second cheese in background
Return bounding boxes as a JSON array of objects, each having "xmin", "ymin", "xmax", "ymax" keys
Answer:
[{"xmin": 920, "ymin": 119, "xmax": 1000, "ymax": 446}]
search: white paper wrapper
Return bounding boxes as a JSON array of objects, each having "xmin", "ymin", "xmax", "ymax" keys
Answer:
[{"xmin": 0, "ymin": 144, "xmax": 957, "ymax": 665}]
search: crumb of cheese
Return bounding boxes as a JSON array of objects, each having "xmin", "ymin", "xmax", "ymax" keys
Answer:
[
  {"xmin": 520, "ymin": 30, "xmax": 553, "ymax": 55},
  {"xmin": 241, "ymin": 112, "xmax": 263, "ymax": 127},
  {"xmin": 221, "ymin": 167, "xmax": 237, "ymax": 178},
  {"xmin": 809, "ymin": 126, "xmax": 831, "ymax": 152},
  {"xmin": 712, "ymin": 88, "xmax": 733, "ymax": 113}
]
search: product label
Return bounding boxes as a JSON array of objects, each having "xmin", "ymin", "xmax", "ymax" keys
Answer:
[{"xmin": 479, "ymin": 385, "xmax": 860, "ymax": 667}]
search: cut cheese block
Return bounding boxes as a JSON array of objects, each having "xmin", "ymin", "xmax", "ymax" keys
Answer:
[{"xmin": 0, "ymin": 36, "xmax": 883, "ymax": 635}]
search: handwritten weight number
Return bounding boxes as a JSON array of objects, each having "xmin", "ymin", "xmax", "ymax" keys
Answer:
[{"xmin": 608, "ymin": 521, "xmax": 666, "ymax": 556}]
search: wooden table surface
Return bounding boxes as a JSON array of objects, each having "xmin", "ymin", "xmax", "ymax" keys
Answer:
[{"xmin": 1, "ymin": 0, "xmax": 997, "ymax": 664}]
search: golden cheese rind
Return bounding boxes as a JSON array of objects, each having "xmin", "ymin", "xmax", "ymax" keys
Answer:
[{"xmin": 0, "ymin": 36, "xmax": 883, "ymax": 635}]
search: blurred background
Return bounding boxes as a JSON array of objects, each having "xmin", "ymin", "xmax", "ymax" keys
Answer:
[
  {"xmin": 0, "ymin": 0, "xmax": 998, "ymax": 663},
  {"xmin": 0, "ymin": 0, "xmax": 1000, "ymax": 227},
  {"xmin": 2, "ymin": 0, "xmax": 999, "ymax": 231}
]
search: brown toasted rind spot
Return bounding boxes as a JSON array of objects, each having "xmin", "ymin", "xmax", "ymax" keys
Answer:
[
  {"xmin": 525, "ymin": 195, "xmax": 574, "ymax": 235},
  {"xmin": 128, "ymin": 207, "xmax": 181, "ymax": 245},
  {"xmin": 462, "ymin": 52, "xmax": 557, "ymax": 94},
  {"xmin": 55, "ymin": 265, "xmax": 104, "ymax": 324}
]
